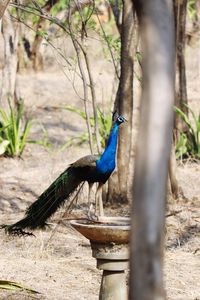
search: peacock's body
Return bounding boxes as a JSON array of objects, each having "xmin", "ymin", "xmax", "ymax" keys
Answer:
[{"xmin": 2, "ymin": 115, "xmax": 126, "ymax": 234}]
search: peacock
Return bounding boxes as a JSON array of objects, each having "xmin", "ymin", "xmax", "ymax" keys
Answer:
[{"xmin": 2, "ymin": 114, "xmax": 126, "ymax": 235}]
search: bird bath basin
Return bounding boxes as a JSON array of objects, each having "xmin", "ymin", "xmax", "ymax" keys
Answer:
[{"xmin": 70, "ymin": 217, "xmax": 130, "ymax": 300}]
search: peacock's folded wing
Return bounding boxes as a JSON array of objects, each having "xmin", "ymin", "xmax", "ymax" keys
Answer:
[{"xmin": 71, "ymin": 154, "xmax": 100, "ymax": 168}]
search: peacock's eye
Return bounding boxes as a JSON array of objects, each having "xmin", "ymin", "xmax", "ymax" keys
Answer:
[{"xmin": 118, "ymin": 116, "xmax": 124, "ymax": 122}]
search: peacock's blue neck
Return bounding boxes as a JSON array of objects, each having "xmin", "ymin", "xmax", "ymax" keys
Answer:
[{"xmin": 96, "ymin": 122, "xmax": 119, "ymax": 174}]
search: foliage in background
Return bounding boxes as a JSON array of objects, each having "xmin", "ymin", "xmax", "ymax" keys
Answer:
[
  {"xmin": 0, "ymin": 100, "xmax": 32, "ymax": 157},
  {"xmin": 102, "ymin": 34, "xmax": 121, "ymax": 63},
  {"xmin": 175, "ymin": 104, "xmax": 200, "ymax": 160},
  {"xmin": 187, "ymin": 0, "xmax": 197, "ymax": 19},
  {"xmin": 62, "ymin": 106, "xmax": 112, "ymax": 150}
]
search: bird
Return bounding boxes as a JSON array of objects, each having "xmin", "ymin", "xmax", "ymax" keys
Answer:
[{"xmin": 2, "ymin": 113, "xmax": 126, "ymax": 235}]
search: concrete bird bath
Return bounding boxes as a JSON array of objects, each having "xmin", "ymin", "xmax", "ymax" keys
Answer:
[{"xmin": 70, "ymin": 216, "xmax": 130, "ymax": 300}]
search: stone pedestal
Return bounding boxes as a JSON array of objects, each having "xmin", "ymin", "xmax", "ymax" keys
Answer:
[
  {"xmin": 70, "ymin": 217, "xmax": 130, "ymax": 300},
  {"xmin": 91, "ymin": 242, "xmax": 129, "ymax": 300}
]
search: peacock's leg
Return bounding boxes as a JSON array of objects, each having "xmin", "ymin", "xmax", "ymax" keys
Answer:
[
  {"xmin": 87, "ymin": 183, "xmax": 96, "ymax": 219},
  {"xmin": 88, "ymin": 182, "xmax": 94, "ymax": 207},
  {"xmin": 95, "ymin": 183, "xmax": 104, "ymax": 217}
]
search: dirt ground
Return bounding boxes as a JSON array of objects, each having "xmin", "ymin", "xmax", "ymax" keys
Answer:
[{"xmin": 0, "ymin": 36, "xmax": 200, "ymax": 300}]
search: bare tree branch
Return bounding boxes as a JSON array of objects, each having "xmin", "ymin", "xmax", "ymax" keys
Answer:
[{"xmin": 82, "ymin": 47, "xmax": 101, "ymax": 153}]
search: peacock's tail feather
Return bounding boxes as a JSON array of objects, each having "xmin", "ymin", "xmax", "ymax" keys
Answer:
[{"xmin": 2, "ymin": 167, "xmax": 82, "ymax": 234}]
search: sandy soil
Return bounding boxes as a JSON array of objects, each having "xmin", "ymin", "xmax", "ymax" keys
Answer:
[{"xmin": 0, "ymin": 37, "xmax": 200, "ymax": 300}]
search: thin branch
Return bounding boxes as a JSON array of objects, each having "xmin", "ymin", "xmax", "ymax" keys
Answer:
[
  {"xmin": 11, "ymin": 11, "xmax": 95, "ymax": 108},
  {"xmin": 72, "ymin": 39, "xmax": 94, "ymax": 154},
  {"xmin": 80, "ymin": 44, "xmax": 101, "ymax": 153},
  {"xmin": 66, "ymin": 2, "xmax": 96, "ymax": 154},
  {"xmin": 10, "ymin": 2, "xmax": 69, "ymax": 32},
  {"xmin": 94, "ymin": 5, "xmax": 120, "ymax": 79}
]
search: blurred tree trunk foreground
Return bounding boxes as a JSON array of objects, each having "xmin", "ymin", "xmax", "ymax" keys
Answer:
[{"xmin": 130, "ymin": 0, "xmax": 175, "ymax": 299}]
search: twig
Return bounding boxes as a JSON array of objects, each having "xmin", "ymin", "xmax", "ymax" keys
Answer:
[
  {"xmin": 165, "ymin": 210, "xmax": 182, "ymax": 218},
  {"xmin": 193, "ymin": 248, "xmax": 200, "ymax": 254}
]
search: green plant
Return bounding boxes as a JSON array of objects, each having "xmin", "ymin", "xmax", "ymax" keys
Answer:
[
  {"xmin": 175, "ymin": 132, "xmax": 188, "ymax": 159},
  {"xmin": 174, "ymin": 104, "xmax": 200, "ymax": 159},
  {"xmin": 187, "ymin": 0, "xmax": 197, "ymax": 19},
  {"xmin": 0, "ymin": 100, "xmax": 32, "ymax": 157},
  {"xmin": 62, "ymin": 106, "xmax": 112, "ymax": 150}
]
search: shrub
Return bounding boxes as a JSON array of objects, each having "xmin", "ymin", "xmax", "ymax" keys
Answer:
[{"xmin": 0, "ymin": 100, "xmax": 32, "ymax": 157}]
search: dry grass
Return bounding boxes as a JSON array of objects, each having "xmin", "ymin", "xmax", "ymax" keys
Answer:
[
  {"xmin": 0, "ymin": 36, "xmax": 200, "ymax": 300},
  {"xmin": 0, "ymin": 165, "xmax": 199, "ymax": 300}
]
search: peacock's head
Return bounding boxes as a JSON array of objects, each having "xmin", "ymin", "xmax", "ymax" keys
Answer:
[
  {"xmin": 116, "ymin": 115, "xmax": 127, "ymax": 125},
  {"xmin": 112, "ymin": 111, "xmax": 127, "ymax": 125}
]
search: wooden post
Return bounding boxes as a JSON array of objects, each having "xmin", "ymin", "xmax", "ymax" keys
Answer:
[{"xmin": 130, "ymin": 0, "xmax": 175, "ymax": 299}]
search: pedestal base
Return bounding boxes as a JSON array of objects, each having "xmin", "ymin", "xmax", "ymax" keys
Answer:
[
  {"xmin": 91, "ymin": 242, "xmax": 129, "ymax": 300},
  {"xmin": 100, "ymin": 270, "xmax": 127, "ymax": 300}
]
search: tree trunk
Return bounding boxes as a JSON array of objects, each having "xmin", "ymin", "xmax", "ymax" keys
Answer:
[
  {"xmin": 30, "ymin": 19, "xmax": 46, "ymax": 71},
  {"xmin": 30, "ymin": 0, "xmax": 59, "ymax": 71},
  {"xmin": 130, "ymin": 0, "xmax": 175, "ymax": 299},
  {"xmin": 168, "ymin": 0, "xmax": 187, "ymax": 200},
  {"xmin": 173, "ymin": 0, "xmax": 188, "ymax": 134},
  {"xmin": 107, "ymin": 0, "xmax": 134, "ymax": 203},
  {"xmin": 0, "ymin": 10, "xmax": 19, "ymax": 109}
]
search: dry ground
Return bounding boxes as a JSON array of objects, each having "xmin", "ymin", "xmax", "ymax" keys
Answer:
[{"xmin": 0, "ymin": 38, "xmax": 200, "ymax": 300}]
